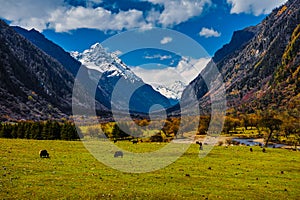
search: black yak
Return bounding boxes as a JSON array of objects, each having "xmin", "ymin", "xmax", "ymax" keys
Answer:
[
  {"xmin": 39, "ymin": 150, "xmax": 49, "ymax": 158},
  {"xmin": 196, "ymin": 141, "xmax": 203, "ymax": 150},
  {"xmin": 114, "ymin": 151, "xmax": 123, "ymax": 158},
  {"xmin": 132, "ymin": 140, "xmax": 138, "ymax": 144}
]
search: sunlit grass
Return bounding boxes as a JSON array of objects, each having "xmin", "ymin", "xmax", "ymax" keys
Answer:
[{"xmin": 0, "ymin": 138, "xmax": 299, "ymax": 199}]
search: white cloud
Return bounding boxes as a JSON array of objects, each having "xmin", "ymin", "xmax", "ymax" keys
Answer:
[
  {"xmin": 226, "ymin": 0, "xmax": 288, "ymax": 16},
  {"xmin": 0, "ymin": 0, "xmax": 63, "ymax": 31},
  {"xmin": 0, "ymin": 0, "xmax": 213, "ymax": 32},
  {"xmin": 0, "ymin": 0, "xmax": 146, "ymax": 32},
  {"xmin": 160, "ymin": 37, "xmax": 173, "ymax": 44},
  {"xmin": 146, "ymin": 0, "xmax": 212, "ymax": 27},
  {"xmin": 131, "ymin": 57, "xmax": 211, "ymax": 86},
  {"xmin": 199, "ymin": 27, "xmax": 221, "ymax": 38},
  {"xmin": 49, "ymin": 6, "xmax": 146, "ymax": 32},
  {"xmin": 144, "ymin": 54, "xmax": 172, "ymax": 60}
]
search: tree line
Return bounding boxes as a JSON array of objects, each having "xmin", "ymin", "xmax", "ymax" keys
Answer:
[{"xmin": 0, "ymin": 120, "xmax": 81, "ymax": 140}]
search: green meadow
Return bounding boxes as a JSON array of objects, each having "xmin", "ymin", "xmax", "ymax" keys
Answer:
[{"xmin": 0, "ymin": 138, "xmax": 299, "ymax": 199}]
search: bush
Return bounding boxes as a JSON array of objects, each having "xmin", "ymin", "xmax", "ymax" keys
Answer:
[
  {"xmin": 150, "ymin": 133, "xmax": 164, "ymax": 142},
  {"xmin": 218, "ymin": 141, "xmax": 224, "ymax": 146},
  {"xmin": 225, "ymin": 138, "xmax": 233, "ymax": 145}
]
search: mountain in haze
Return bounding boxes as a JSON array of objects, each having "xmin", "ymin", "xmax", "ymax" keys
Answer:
[
  {"xmin": 182, "ymin": 0, "xmax": 300, "ymax": 114},
  {"xmin": 0, "ymin": 20, "xmax": 76, "ymax": 120},
  {"xmin": 71, "ymin": 43, "xmax": 172, "ymax": 113}
]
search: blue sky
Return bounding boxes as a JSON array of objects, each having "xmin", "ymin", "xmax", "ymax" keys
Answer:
[{"xmin": 0, "ymin": 0, "xmax": 287, "ymax": 55}]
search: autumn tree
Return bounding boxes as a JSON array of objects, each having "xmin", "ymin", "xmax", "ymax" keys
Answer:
[
  {"xmin": 198, "ymin": 116, "xmax": 210, "ymax": 135},
  {"xmin": 223, "ymin": 117, "xmax": 236, "ymax": 134},
  {"xmin": 259, "ymin": 117, "xmax": 283, "ymax": 147}
]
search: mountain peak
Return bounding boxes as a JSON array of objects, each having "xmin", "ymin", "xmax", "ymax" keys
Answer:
[
  {"xmin": 72, "ymin": 43, "xmax": 142, "ymax": 83},
  {"xmin": 29, "ymin": 28, "xmax": 39, "ymax": 33},
  {"xmin": 90, "ymin": 42, "xmax": 102, "ymax": 49}
]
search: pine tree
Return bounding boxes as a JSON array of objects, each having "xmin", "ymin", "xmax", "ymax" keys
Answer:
[
  {"xmin": 41, "ymin": 121, "xmax": 51, "ymax": 140},
  {"xmin": 30, "ymin": 122, "xmax": 42, "ymax": 140},
  {"xmin": 17, "ymin": 122, "xmax": 25, "ymax": 139},
  {"xmin": 24, "ymin": 122, "xmax": 32, "ymax": 139},
  {"xmin": 60, "ymin": 123, "xmax": 70, "ymax": 140},
  {"xmin": 11, "ymin": 124, "xmax": 18, "ymax": 138},
  {"xmin": 51, "ymin": 121, "xmax": 61, "ymax": 140},
  {"xmin": 0, "ymin": 124, "xmax": 12, "ymax": 138}
]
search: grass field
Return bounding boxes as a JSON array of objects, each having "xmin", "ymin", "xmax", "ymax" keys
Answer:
[{"xmin": 0, "ymin": 138, "xmax": 299, "ymax": 199}]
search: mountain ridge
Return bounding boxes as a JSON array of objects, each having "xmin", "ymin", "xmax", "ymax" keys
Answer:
[
  {"xmin": 13, "ymin": 26, "xmax": 81, "ymax": 76},
  {"xmin": 182, "ymin": 0, "xmax": 300, "ymax": 115},
  {"xmin": 0, "ymin": 20, "xmax": 75, "ymax": 120}
]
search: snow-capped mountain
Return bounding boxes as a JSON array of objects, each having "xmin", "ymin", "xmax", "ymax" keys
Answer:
[
  {"xmin": 131, "ymin": 56, "xmax": 210, "ymax": 102},
  {"xmin": 153, "ymin": 81, "xmax": 186, "ymax": 100},
  {"xmin": 71, "ymin": 43, "xmax": 172, "ymax": 113},
  {"xmin": 71, "ymin": 43, "xmax": 142, "ymax": 83}
]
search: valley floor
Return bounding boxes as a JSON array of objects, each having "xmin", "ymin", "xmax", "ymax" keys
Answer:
[{"xmin": 0, "ymin": 139, "xmax": 299, "ymax": 199}]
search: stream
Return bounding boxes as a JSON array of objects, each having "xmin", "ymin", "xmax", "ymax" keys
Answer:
[{"xmin": 232, "ymin": 138, "xmax": 288, "ymax": 148}]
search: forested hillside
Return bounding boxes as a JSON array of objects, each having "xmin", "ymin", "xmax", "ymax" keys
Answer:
[{"xmin": 183, "ymin": 0, "xmax": 300, "ymax": 116}]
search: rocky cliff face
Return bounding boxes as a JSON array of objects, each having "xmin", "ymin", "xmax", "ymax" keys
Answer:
[{"xmin": 182, "ymin": 0, "xmax": 300, "ymax": 114}]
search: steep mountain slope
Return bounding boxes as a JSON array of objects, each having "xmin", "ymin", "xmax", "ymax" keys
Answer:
[
  {"xmin": 72, "ymin": 43, "xmax": 172, "ymax": 113},
  {"xmin": 0, "ymin": 20, "xmax": 75, "ymax": 120},
  {"xmin": 182, "ymin": 0, "xmax": 300, "ymax": 114},
  {"xmin": 13, "ymin": 27, "xmax": 81, "ymax": 76},
  {"xmin": 12, "ymin": 26, "xmax": 111, "ymax": 111}
]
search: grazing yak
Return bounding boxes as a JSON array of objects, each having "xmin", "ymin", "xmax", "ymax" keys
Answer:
[
  {"xmin": 196, "ymin": 141, "xmax": 203, "ymax": 150},
  {"xmin": 114, "ymin": 151, "xmax": 123, "ymax": 158},
  {"xmin": 39, "ymin": 150, "xmax": 50, "ymax": 158},
  {"xmin": 132, "ymin": 140, "xmax": 138, "ymax": 144}
]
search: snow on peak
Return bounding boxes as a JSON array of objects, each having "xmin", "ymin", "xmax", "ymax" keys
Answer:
[
  {"xmin": 71, "ymin": 43, "xmax": 141, "ymax": 83},
  {"xmin": 153, "ymin": 80, "xmax": 187, "ymax": 100}
]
